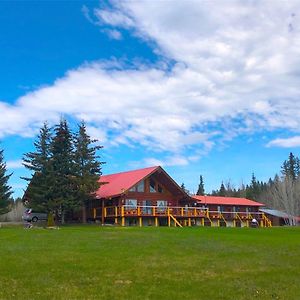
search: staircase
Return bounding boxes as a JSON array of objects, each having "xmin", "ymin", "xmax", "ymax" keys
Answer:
[
  {"xmin": 262, "ymin": 214, "xmax": 272, "ymax": 227},
  {"xmin": 169, "ymin": 214, "xmax": 183, "ymax": 227},
  {"xmin": 219, "ymin": 212, "xmax": 227, "ymax": 227}
]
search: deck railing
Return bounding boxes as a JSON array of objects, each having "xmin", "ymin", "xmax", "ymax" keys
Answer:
[
  {"xmin": 93, "ymin": 205, "xmax": 271, "ymax": 227},
  {"xmin": 102, "ymin": 205, "xmax": 266, "ymax": 220}
]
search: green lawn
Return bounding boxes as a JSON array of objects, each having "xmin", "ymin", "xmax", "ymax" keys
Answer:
[{"xmin": 0, "ymin": 226, "xmax": 300, "ymax": 300}]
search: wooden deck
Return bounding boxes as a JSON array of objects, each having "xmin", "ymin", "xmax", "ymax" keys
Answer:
[{"xmin": 93, "ymin": 205, "xmax": 272, "ymax": 227}]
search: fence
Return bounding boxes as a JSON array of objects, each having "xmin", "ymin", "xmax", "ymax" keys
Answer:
[{"xmin": 0, "ymin": 201, "xmax": 24, "ymax": 222}]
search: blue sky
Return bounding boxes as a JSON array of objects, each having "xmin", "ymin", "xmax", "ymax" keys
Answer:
[{"xmin": 1, "ymin": 1, "xmax": 300, "ymax": 198}]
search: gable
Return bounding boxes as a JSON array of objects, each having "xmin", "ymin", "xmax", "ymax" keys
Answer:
[{"xmin": 95, "ymin": 166, "xmax": 188, "ymax": 199}]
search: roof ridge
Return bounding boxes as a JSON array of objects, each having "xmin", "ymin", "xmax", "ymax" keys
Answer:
[{"xmin": 101, "ymin": 166, "xmax": 159, "ymax": 177}]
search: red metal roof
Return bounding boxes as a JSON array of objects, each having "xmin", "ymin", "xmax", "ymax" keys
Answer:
[
  {"xmin": 192, "ymin": 195, "xmax": 264, "ymax": 206},
  {"xmin": 95, "ymin": 166, "xmax": 159, "ymax": 198}
]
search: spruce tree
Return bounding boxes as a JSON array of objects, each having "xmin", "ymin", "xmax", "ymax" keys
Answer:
[
  {"xmin": 73, "ymin": 121, "xmax": 104, "ymax": 222},
  {"xmin": 22, "ymin": 122, "xmax": 52, "ymax": 212},
  {"xmin": 181, "ymin": 183, "xmax": 186, "ymax": 191},
  {"xmin": 196, "ymin": 175, "xmax": 205, "ymax": 195},
  {"xmin": 180, "ymin": 183, "xmax": 189, "ymax": 194},
  {"xmin": 281, "ymin": 152, "xmax": 299, "ymax": 180},
  {"xmin": 0, "ymin": 147, "xmax": 12, "ymax": 214},
  {"xmin": 50, "ymin": 119, "xmax": 77, "ymax": 223},
  {"xmin": 219, "ymin": 182, "xmax": 226, "ymax": 197}
]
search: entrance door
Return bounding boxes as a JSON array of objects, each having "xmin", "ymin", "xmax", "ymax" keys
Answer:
[
  {"xmin": 157, "ymin": 200, "xmax": 167, "ymax": 214},
  {"xmin": 143, "ymin": 200, "xmax": 152, "ymax": 215}
]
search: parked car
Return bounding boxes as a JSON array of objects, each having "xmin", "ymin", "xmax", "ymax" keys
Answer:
[{"xmin": 22, "ymin": 208, "xmax": 47, "ymax": 222}]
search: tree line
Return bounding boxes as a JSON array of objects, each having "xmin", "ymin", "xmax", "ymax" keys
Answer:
[
  {"xmin": 192, "ymin": 152, "xmax": 300, "ymax": 223},
  {"xmin": 1, "ymin": 125, "xmax": 299, "ymax": 224}
]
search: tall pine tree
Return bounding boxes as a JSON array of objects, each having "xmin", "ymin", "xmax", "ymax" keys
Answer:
[
  {"xmin": 73, "ymin": 121, "xmax": 104, "ymax": 223},
  {"xmin": 22, "ymin": 122, "xmax": 52, "ymax": 212},
  {"xmin": 196, "ymin": 175, "xmax": 205, "ymax": 195},
  {"xmin": 218, "ymin": 182, "xmax": 226, "ymax": 196},
  {"xmin": 246, "ymin": 173, "xmax": 260, "ymax": 200},
  {"xmin": 50, "ymin": 119, "xmax": 77, "ymax": 223},
  {"xmin": 281, "ymin": 152, "xmax": 300, "ymax": 180},
  {"xmin": 0, "ymin": 147, "xmax": 12, "ymax": 214}
]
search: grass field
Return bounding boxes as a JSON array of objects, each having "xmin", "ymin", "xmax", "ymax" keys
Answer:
[{"xmin": 0, "ymin": 226, "xmax": 300, "ymax": 300}]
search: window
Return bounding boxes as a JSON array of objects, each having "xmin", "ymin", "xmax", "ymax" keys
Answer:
[
  {"xmin": 129, "ymin": 180, "xmax": 145, "ymax": 192},
  {"xmin": 218, "ymin": 206, "xmax": 224, "ymax": 213},
  {"xmin": 158, "ymin": 184, "xmax": 163, "ymax": 193},
  {"xmin": 125, "ymin": 199, "xmax": 137, "ymax": 209},
  {"xmin": 234, "ymin": 206, "xmax": 240, "ymax": 212},
  {"xmin": 150, "ymin": 178, "xmax": 156, "ymax": 193},
  {"xmin": 137, "ymin": 180, "xmax": 144, "ymax": 192},
  {"xmin": 157, "ymin": 200, "xmax": 167, "ymax": 212}
]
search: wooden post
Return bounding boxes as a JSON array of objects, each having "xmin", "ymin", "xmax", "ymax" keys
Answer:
[
  {"xmin": 201, "ymin": 218, "xmax": 204, "ymax": 226},
  {"xmin": 139, "ymin": 217, "xmax": 142, "ymax": 227},
  {"xmin": 155, "ymin": 217, "xmax": 158, "ymax": 227},
  {"xmin": 93, "ymin": 208, "xmax": 96, "ymax": 219},
  {"xmin": 168, "ymin": 215, "xmax": 171, "ymax": 227},
  {"xmin": 188, "ymin": 218, "xmax": 191, "ymax": 227},
  {"xmin": 101, "ymin": 200, "xmax": 105, "ymax": 225}
]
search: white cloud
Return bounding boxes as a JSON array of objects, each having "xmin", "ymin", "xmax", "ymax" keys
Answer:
[
  {"xmin": 1, "ymin": 1, "xmax": 300, "ymax": 166},
  {"xmin": 267, "ymin": 136, "xmax": 300, "ymax": 148},
  {"xmin": 142, "ymin": 155, "xmax": 189, "ymax": 167},
  {"xmin": 6, "ymin": 160, "xmax": 24, "ymax": 169},
  {"xmin": 102, "ymin": 29, "xmax": 122, "ymax": 40},
  {"xmin": 94, "ymin": 8, "xmax": 134, "ymax": 28}
]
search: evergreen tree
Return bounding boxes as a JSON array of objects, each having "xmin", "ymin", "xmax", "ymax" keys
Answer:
[
  {"xmin": 196, "ymin": 175, "xmax": 205, "ymax": 195},
  {"xmin": 281, "ymin": 152, "xmax": 300, "ymax": 180},
  {"xmin": 219, "ymin": 182, "xmax": 226, "ymax": 196},
  {"xmin": 50, "ymin": 119, "xmax": 77, "ymax": 223},
  {"xmin": 73, "ymin": 121, "xmax": 104, "ymax": 222},
  {"xmin": 249, "ymin": 173, "xmax": 260, "ymax": 200},
  {"xmin": 22, "ymin": 122, "xmax": 53, "ymax": 212},
  {"xmin": 180, "ymin": 183, "xmax": 189, "ymax": 194},
  {"xmin": 0, "ymin": 147, "xmax": 12, "ymax": 214}
]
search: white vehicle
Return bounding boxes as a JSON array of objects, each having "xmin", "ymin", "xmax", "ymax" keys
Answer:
[{"xmin": 22, "ymin": 208, "xmax": 47, "ymax": 222}]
